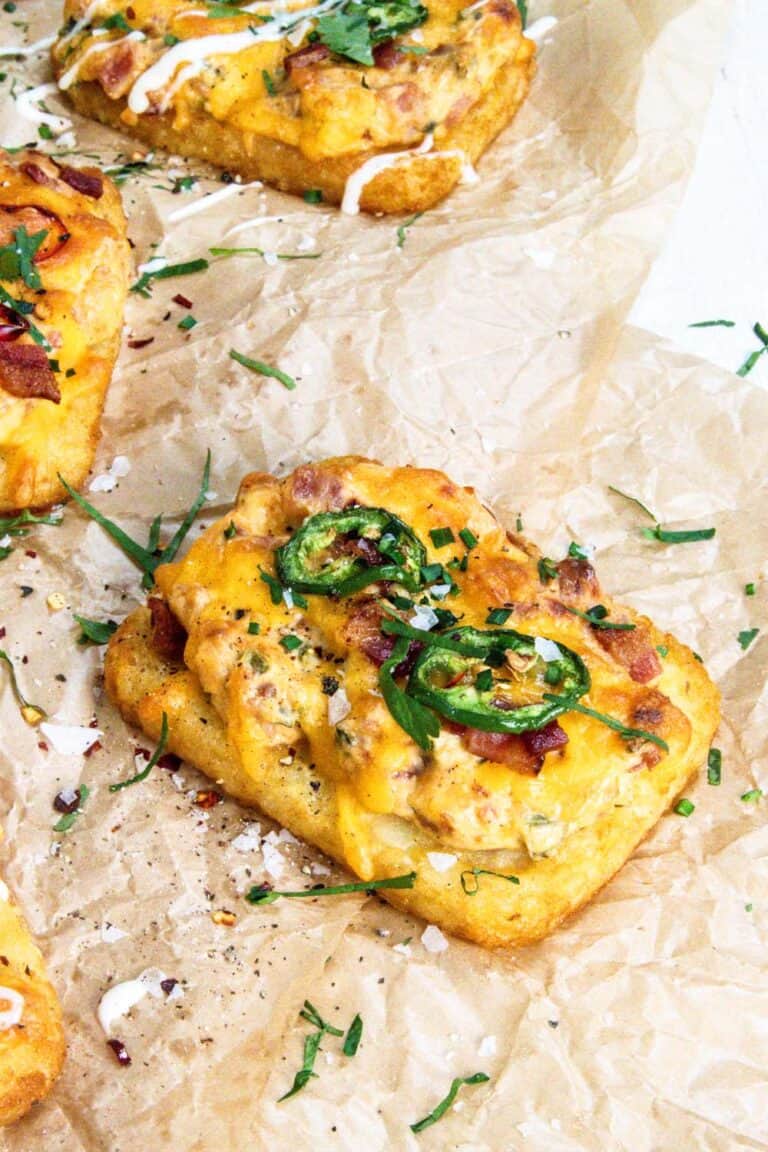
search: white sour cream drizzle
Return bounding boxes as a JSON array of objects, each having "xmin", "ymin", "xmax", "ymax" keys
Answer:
[
  {"xmin": 525, "ymin": 16, "xmax": 558, "ymax": 44},
  {"xmin": 166, "ymin": 179, "xmax": 262, "ymax": 222},
  {"xmin": 341, "ymin": 134, "xmax": 478, "ymax": 216},
  {"xmin": 0, "ymin": 34, "xmax": 56, "ymax": 58},
  {"xmin": 0, "ymin": 987, "xmax": 25, "ymax": 1031},
  {"xmin": 97, "ymin": 967, "xmax": 171, "ymax": 1035},
  {"xmin": 14, "ymin": 83, "xmax": 73, "ymax": 136},
  {"xmin": 127, "ymin": 0, "xmax": 343, "ymax": 115},
  {"xmin": 58, "ymin": 30, "xmax": 147, "ymax": 91},
  {"xmin": 57, "ymin": 0, "xmax": 108, "ymax": 48}
]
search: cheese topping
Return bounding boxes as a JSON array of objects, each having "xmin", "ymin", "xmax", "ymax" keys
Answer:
[
  {"xmin": 58, "ymin": 31, "xmax": 146, "ymax": 91},
  {"xmin": 0, "ymin": 987, "xmax": 25, "ymax": 1031}
]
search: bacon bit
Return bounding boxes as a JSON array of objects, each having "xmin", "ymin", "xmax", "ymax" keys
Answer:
[
  {"xmin": 127, "ymin": 336, "xmax": 154, "ymax": 350},
  {"xmin": 373, "ymin": 40, "xmax": 401, "ymax": 69},
  {"xmin": 522, "ymin": 720, "xmax": 568, "ymax": 757},
  {"xmin": 27, "ymin": 550, "xmax": 39, "ymax": 560},
  {"xmin": 106, "ymin": 1038, "xmax": 132, "ymax": 1067},
  {"xmin": 556, "ymin": 557, "xmax": 600, "ymax": 599},
  {"xmin": 0, "ymin": 628, "xmax": 5, "ymax": 639},
  {"xmin": 0, "ymin": 302, "xmax": 29, "ymax": 343},
  {"xmin": 0, "ymin": 343, "xmax": 60, "ymax": 403},
  {"xmin": 98, "ymin": 40, "xmax": 143, "ymax": 99},
  {"xmin": 211, "ymin": 909, "xmax": 237, "ymax": 926},
  {"xmin": 38, "ymin": 742, "xmax": 48, "ymax": 752},
  {"xmin": 0, "ymin": 204, "xmax": 69, "ymax": 261},
  {"xmin": 284, "ymin": 42, "xmax": 330, "ymax": 74},
  {"xmin": 460, "ymin": 728, "xmax": 542, "ymax": 774},
  {"xmin": 172, "ymin": 293, "xmax": 192, "ymax": 309},
  {"xmin": 194, "ymin": 789, "xmax": 222, "ymax": 809},
  {"xmin": 53, "ymin": 788, "xmax": 81, "ymax": 814},
  {"xmin": 83, "ymin": 740, "xmax": 102, "ymax": 758},
  {"xmin": 160, "ymin": 978, "xmax": 178, "ymax": 995},
  {"xmin": 597, "ymin": 627, "xmax": 662, "ymax": 684},
  {"xmin": 286, "ymin": 464, "xmax": 345, "ymax": 516},
  {"xmin": 157, "ymin": 752, "xmax": 182, "ymax": 772},
  {"xmin": 20, "ymin": 161, "xmax": 56, "ymax": 188},
  {"xmin": 58, "ymin": 165, "xmax": 103, "ymax": 199},
  {"xmin": 148, "ymin": 597, "xmax": 187, "ymax": 663}
]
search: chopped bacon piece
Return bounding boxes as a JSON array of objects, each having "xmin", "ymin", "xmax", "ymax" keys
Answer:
[
  {"xmin": 148, "ymin": 597, "xmax": 187, "ymax": 663},
  {"xmin": 0, "ymin": 303, "xmax": 29, "ymax": 343},
  {"xmin": 556, "ymin": 557, "xmax": 600, "ymax": 599},
  {"xmin": 522, "ymin": 720, "xmax": 568, "ymax": 757},
  {"xmin": 20, "ymin": 161, "xmax": 56, "ymax": 188},
  {"xmin": 0, "ymin": 343, "xmax": 60, "ymax": 403},
  {"xmin": 98, "ymin": 40, "xmax": 143, "ymax": 99},
  {"xmin": 597, "ymin": 627, "xmax": 662, "ymax": 683},
  {"xmin": 459, "ymin": 728, "xmax": 542, "ymax": 774},
  {"xmin": 0, "ymin": 204, "xmax": 68, "ymax": 260},
  {"xmin": 285, "ymin": 463, "xmax": 345, "ymax": 517},
  {"xmin": 284, "ymin": 42, "xmax": 330, "ymax": 74},
  {"xmin": 330, "ymin": 533, "xmax": 383, "ymax": 567},
  {"xmin": 342, "ymin": 598, "xmax": 421, "ymax": 672},
  {"xmin": 373, "ymin": 41, "xmax": 401, "ymax": 69},
  {"xmin": 58, "ymin": 164, "xmax": 104, "ymax": 199}
]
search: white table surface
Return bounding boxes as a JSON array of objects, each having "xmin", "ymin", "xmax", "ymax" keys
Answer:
[{"xmin": 630, "ymin": 0, "xmax": 768, "ymax": 385}]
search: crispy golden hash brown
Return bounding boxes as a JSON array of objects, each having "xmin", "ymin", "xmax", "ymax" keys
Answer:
[
  {"xmin": 52, "ymin": 0, "xmax": 536, "ymax": 214},
  {"xmin": 0, "ymin": 150, "xmax": 129, "ymax": 512},
  {"xmin": 105, "ymin": 458, "xmax": 720, "ymax": 947},
  {"xmin": 0, "ymin": 838, "xmax": 65, "ymax": 1126}
]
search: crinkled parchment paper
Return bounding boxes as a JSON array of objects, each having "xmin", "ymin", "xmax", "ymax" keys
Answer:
[{"xmin": 5, "ymin": 2, "xmax": 766, "ymax": 1150}]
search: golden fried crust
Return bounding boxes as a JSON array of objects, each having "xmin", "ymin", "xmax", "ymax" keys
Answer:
[
  {"xmin": 0, "ymin": 852, "xmax": 65, "ymax": 1126},
  {"xmin": 105, "ymin": 458, "xmax": 721, "ymax": 948},
  {"xmin": 0, "ymin": 150, "xmax": 129, "ymax": 512},
  {"xmin": 52, "ymin": 0, "xmax": 536, "ymax": 213}
]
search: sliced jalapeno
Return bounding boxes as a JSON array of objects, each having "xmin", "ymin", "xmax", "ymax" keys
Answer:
[
  {"xmin": 275, "ymin": 507, "xmax": 427, "ymax": 597},
  {"xmin": 407, "ymin": 626, "xmax": 589, "ymax": 733}
]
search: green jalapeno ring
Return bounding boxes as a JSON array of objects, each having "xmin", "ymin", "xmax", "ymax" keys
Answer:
[
  {"xmin": 275, "ymin": 507, "xmax": 427, "ymax": 597},
  {"xmin": 406, "ymin": 626, "xmax": 590, "ymax": 734}
]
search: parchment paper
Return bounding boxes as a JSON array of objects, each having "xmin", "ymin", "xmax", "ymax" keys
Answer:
[{"xmin": 4, "ymin": 1, "xmax": 765, "ymax": 1150}]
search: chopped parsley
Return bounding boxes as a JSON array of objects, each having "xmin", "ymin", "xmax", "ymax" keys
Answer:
[
  {"xmin": 656, "ymin": 645, "xmax": 668, "ymax": 658},
  {"xmin": 130, "ymin": 258, "xmax": 209, "ymax": 297},
  {"xmin": 738, "ymin": 628, "xmax": 759, "ymax": 651},
  {"xmin": 316, "ymin": 0, "xmax": 427, "ymax": 65},
  {"xmin": 223, "ymin": 521, "xmax": 237, "ymax": 539},
  {"xmin": 59, "ymin": 451, "xmax": 210, "ymax": 590},
  {"xmin": 0, "ymin": 226, "xmax": 47, "ymax": 289},
  {"xmin": 410, "ymin": 1073, "xmax": 490, "ymax": 1133},
  {"xmin": 229, "ymin": 348, "xmax": 296, "ymax": 391},
  {"xmin": 674, "ymin": 798, "xmax": 695, "ymax": 817},
  {"xmin": 246, "ymin": 871, "xmax": 416, "ymax": 905},
  {"xmin": 460, "ymin": 868, "xmax": 520, "ymax": 895},
  {"xmin": 101, "ymin": 11, "xmax": 131, "ymax": 30},
  {"xmin": 707, "ymin": 747, "xmax": 722, "ymax": 786},
  {"xmin": 53, "ymin": 784, "xmax": 90, "ymax": 833},
  {"xmin": 567, "ymin": 541, "xmax": 590, "ymax": 560},
  {"xmin": 74, "ymin": 615, "xmax": 118, "ymax": 645},
  {"xmin": 110, "ymin": 712, "xmax": 169, "ymax": 792}
]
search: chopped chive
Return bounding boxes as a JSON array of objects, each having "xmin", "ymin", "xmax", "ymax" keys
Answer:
[
  {"xmin": 342, "ymin": 1013, "xmax": 363, "ymax": 1057},
  {"xmin": 259, "ymin": 567, "xmax": 284, "ymax": 605},
  {"xmin": 209, "ymin": 245, "xmax": 320, "ymax": 261},
  {"xmin": 741, "ymin": 789, "xmax": 762, "ymax": 804},
  {"xmin": 396, "ymin": 211, "xmax": 423, "ymax": 249},
  {"xmin": 736, "ymin": 322, "xmax": 768, "ymax": 377},
  {"xmin": 674, "ymin": 798, "xmax": 695, "ymax": 817},
  {"xmin": 745, "ymin": 583, "xmax": 756, "ymax": 596},
  {"xmin": 474, "ymin": 668, "xmax": 493, "ymax": 691},
  {"xmin": 458, "ymin": 527, "xmax": 477, "ymax": 549},
  {"xmin": 261, "ymin": 67, "xmax": 276, "ymax": 95},
  {"xmin": 53, "ymin": 783, "xmax": 90, "ymax": 833},
  {"xmin": 410, "ymin": 1073, "xmax": 490, "ymax": 1133},
  {"xmin": 656, "ymin": 645, "xmax": 669, "ymax": 658},
  {"xmin": 738, "ymin": 628, "xmax": 759, "ymax": 651},
  {"xmin": 567, "ymin": 541, "xmax": 590, "ymax": 560},
  {"xmin": 229, "ymin": 348, "xmax": 296, "ymax": 391},
  {"xmin": 223, "ymin": 521, "xmax": 237, "ymax": 539},
  {"xmin": 280, "ymin": 634, "xmax": 303, "ymax": 652},
  {"xmin": 537, "ymin": 556, "xmax": 558, "ymax": 584},
  {"xmin": 130, "ymin": 258, "xmax": 209, "ymax": 297},
  {"xmin": 546, "ymin": 696, "xmax": 669, "ymax": 751},
  {"xmin": 420, "ymin": 562, "xmax": 443, "ymax": 583},
  {"xmin": 607, "ymin": 485, "xmax": 656, "ymax": 521},
  {"xmin": 429, "ymin": 527, "xmax": 455, "ymax": 548},
  {"xmin": 515, "ymin": 514, "xmax": 523, "ymax": 532},
  {"xmin": 109, "ymin": 712, "xmax": 169, "ymax": 792},
  {"xmin": 688, "ymin": 319, "xmax": 735, "ymax": 328},
  {"xmin": 177, "ymin": 314, "xmax": 197, "ymax": 330},
  {"xmin": 460, "ymin": 868, "xmax": 519, "ymax": 895},
  {"xmin": 246, "ymin": 871, "xmax": 417, "ymax": 905},
  {"xmin": 485, "ymin": 607, "xmax": 512, "ymax": 625},
  {"xmin": 707, "ymin": 747, "xmax": 722, "ymax": 786},
  {"xmin": 303, "ymin": 189, "xmax": 323, "ymax": 204},
  {"xmin": 565, "ymin": 605, "xmax": 635, "ymax": 631},
  {"xmin": 247, "ymin": 621, "xmax": 260, "ymax": 635},
  {"xmin": 299, "ymin": 1000, "xmax": 344, "ymax": 1037},
  {"xmin": 641, "ymin": 525, "xmax": 716, "ymax": 544}
]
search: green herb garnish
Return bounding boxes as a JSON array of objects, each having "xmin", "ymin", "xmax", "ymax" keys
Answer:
[
  {"xmin": 247, "ymin": 621, "xmax": 261, "ymax": 635},
  {"xmin": 130, "ymin": 257, "xmax": 209, "ymax": 297},
  {"xmin": 460, "ymin": 868, "xmax": 520, "ymax": 895},
  {"xmin": 59, "ymin": 451, "xmax": 210, "ymax": 590},
  {"xmin": 459, "ymin": 527, "xmax": 477, "ymax": 550},
  {"xmin": 210, "ymin": 245, "xmax": 320, "ymax": 261},
  {"xmin": 342, "ymin": 1013, "xmax": 363, "ymax": 1057},
  {"xmin": 537, "ymin": 556, "xmax": 558, "ymax": 584},
  {"xmin": 674, "ymin": 798, "xmax": 695, "ymax": 817},
  {"xmin": 74, "ymin": 615, "xmax": 118, "ymax": 645},
  {"xmin": 229, "ymin": 348, "xmax": 296, "ymax": 391},
  {"xmin": 259, "ymin": 566, "xmax": 284, "ymax": 605},
  {"xmin": 429, "ymin": 527, "xmax": 455, "ymax": 548},
  {"xmin": 246, "ymin": 870, "xmax": 417, "ymax": 905},
  {"xmin": 261, "ymin": 67, "xmax": 277, "ymax": 95},
  {"xmin": 736, "ymin": 322, "xmax": 768, "ymax": 378},
  {"xmin": 545, "ymin": 695, "xmax": 669, "ymax": 751},
  {"xmin": 565, "ymin": 604, "xmax": 635, "ymax": 631},
  {"xmin": 738, "ymin": 628, "xmax": 759, "ymax": 651},
  {"xmin": 707, "ymin": 747, "xmax": 722, "ymax": 786},
  {"xmin": 379, "ymin": 637, "xmax": 440, "ymax": 751},
  {"xmin": 0, "ymin": 283, "xmax": 48, "ymax": 348},
  {"xmin": 110, "ymin": 712, "xmax": 169, "ymax": 792},
  {"xmin": 303, "ymin": 188, "xmax": 323, "ymax": 204},
  {"xmin": 178, "ymin": 314, "xmax": 197, "ymax": 330},
  {"xmin": 745, "ymin": 582, "xmax": 756, "ymax": 596},
  {"xmin": 0, "ymin": 226, "xmax": 47, "ymax": 289},
  {"xmin": 396, "ymin": 211, "xmax": 423, "ymax": 249},
  {"xmin": 485, "ymin": 607, "xmax": 512, "ymax": 626},
  {"xmin": 741, "ymin": 789, "xmax": 762, "ymax": 804},
  {"xmin": 515, "ymin": 0, "xmax": 527, "ymax": 26},
  {"xmin": 53, "ymin": 783, "xmax": 90, "ymax": 833},
  {"xmin": 641, "ymin": 525, "xmax": 716, "ymax": 544},
  {"xmin": 607, "ymin": 485, "xmax": 656, "ymax": 521},
  {"xmin": 410, "ymin": 1073, "xmax": 490, "ymax": 1133},
  {"xmin": 280, "ymin": 634, "xmax": 303, "ymax": 652},
  {"xmin": 0, "ymin": 508, "xmax": 61, "ymax": 536}
]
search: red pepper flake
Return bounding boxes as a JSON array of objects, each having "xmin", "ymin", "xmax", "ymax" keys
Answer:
[
  {"xmin": 194, "ymin": 789, "xmax": 222, "ymax": 809},
  {"xmin": 38, "ymin": 741, "xmax": 48, "ymax": 752},
  {"xmin": 83, "ymin": 740, "xmax": 102, "ymax": 758},
  {"xmin": 127, "ymin": 337, "xmax": 154, "ymax": 350},
  {"xmin": 156, "ymin": 752, "xmax": 182, "ymax": 772},
  {"xmin": 172, "ymin": 293, "xmax": 193, "ymax": 309},
  {"xmin": 0, "ymin": 628, "xmax": 5, "ymax": 639},
  {"xmin": 53, "ymin": 787, "xmax": 81, "ymax": 814},
  {"xmin": 24, "ymin": 550, "xmax": 37, "ymax": 558},
  {"xmin": 160, "ymin": 977, "xmax": 178, "ymax": 995},
  {"xmin": 107, "ymin": 1038, "xmax": 132, "ymax": 1067}
]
